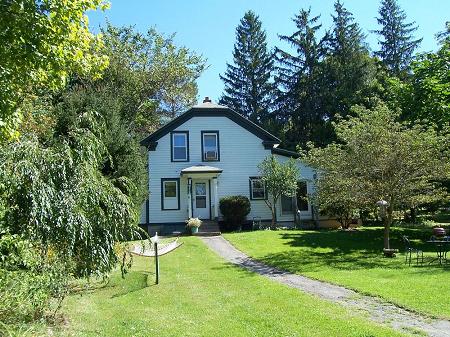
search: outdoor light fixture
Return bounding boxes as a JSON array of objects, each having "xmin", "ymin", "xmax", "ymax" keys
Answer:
[
  {"xmin": 150, "ymin": 232, "xmax": 160, "ymax": 284},
  {"xmin": 376, "ymin": 199, "xmax": 388, "ymax": 218},
  {"xmin": 150, "ymin": 232, "xmax": 159, "ymax": 245}
]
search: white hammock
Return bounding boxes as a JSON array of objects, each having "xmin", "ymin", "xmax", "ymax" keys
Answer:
[{"xmin": 130, "ymin": 238, "xmax": 183, "ymax": 257}]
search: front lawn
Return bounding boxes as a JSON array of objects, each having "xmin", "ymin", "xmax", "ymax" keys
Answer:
[
  {"xmin": 49, "ymin": 237, "xmax": 404, "ymax": 337},
  {"xmin": 224, "ymin": 227, "xmax": 450, "ymax": 319}
]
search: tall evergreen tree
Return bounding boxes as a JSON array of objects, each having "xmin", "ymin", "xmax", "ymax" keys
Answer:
[
  {"xmin": 219, "ymin": 11, "xmax": 275, "ymax": 123},
  {"xmin": 275, "ymin": 8, "xmax": 328, "ymax": 149},
  {"xmin": 321, "ymin": 0, "xmax": 376, "ymax": 121},
  {"xmin": 373, "ymin": 0, "xmax": 422, "ymax": 77}
]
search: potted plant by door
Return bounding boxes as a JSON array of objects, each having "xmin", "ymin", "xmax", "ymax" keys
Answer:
[{"xmin": 186, "ymin": 217, "xmax": 202, "ymax": 234}]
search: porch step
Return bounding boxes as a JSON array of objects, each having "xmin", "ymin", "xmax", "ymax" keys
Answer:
[{"xmin": 197, "ymin": 220, "xmax": 220, "ymax": 235}]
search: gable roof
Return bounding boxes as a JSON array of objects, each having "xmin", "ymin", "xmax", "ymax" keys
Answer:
[{"xmin": 140, "ymin": 101, "xmax": 281, "ymax": 148}]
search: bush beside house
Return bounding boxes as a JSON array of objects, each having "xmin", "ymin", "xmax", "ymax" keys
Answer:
[{"xmin": 219, "ymin": 196, "xmax": 251, "ymax": 232}]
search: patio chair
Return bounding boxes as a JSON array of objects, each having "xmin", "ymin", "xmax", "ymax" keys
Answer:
[{"xmin": 402, "ymin": 236, "xmax": 424, "ymax": 266}]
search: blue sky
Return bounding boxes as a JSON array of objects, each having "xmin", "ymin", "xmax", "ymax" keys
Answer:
[{"xmin": 88, "ymin": 0, "xmax": 449, "ymax": 103}]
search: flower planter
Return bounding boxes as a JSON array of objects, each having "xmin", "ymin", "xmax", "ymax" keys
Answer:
[
  {"xmin": 190, "ymin": 227, "xmax": 199, "ymax": 234},
  {"xmin": 432, "ymin": 227, "xmax": 446, "ymax": 238}
]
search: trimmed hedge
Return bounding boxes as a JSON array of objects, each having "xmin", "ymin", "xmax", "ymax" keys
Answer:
[{"xmin": 219, "ymin": 195, "xmax": 251, "ymax": 232}]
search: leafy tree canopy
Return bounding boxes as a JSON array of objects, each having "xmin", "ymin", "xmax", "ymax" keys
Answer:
[
  {"xmin": 0, "ymin": 0, "xmax": 109, "ymax": 140},
  {"xmin": 258, "ymin": 155, "xmax": 299, "ymax": 228},
  {"xmin": 305, "ymin": 100, "xmax": 449, "ymax": 249}
]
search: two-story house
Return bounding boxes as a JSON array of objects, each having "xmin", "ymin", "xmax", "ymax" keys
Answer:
[{"xmin": 139, "ymin": 98, "xmax": 318, "ymax": 234}]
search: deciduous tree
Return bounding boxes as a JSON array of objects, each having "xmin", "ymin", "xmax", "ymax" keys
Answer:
[
  {"xmin": 258, "ymin": 156, "xmax": 300, "ymax": 228},
  {"xmin": 0, "ymin": 0, "xmax": 109, "ymax": 140},
  {"xmin": 305, "ymin": 101, "xmax": 449, "ymax": 250}
]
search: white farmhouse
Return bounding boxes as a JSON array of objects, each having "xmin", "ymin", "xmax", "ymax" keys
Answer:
[{"xmin": 139, "ymin": 97, "xmax": 320, "ymax": 235}]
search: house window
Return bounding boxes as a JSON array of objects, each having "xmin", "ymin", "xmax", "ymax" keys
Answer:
[
  {"xmin": 249, "ymin": 177, "xmax": 266, "ymax": 200},
  {"xmin": 171, "ymin": 131, "xmax": 189, "ymax": 162},
  {"xmin": 202, "ymin": 131, "xmax": 219, "ymax": 161},
  {"xmin": 281, "ymin": 181, "xmax": 309, "ymax": 214},
  {"xmin": 281, "ymin": 194, "xmax": 294, "ymax": 214},
  {"xmin": 161, "ymin": 178, "xmax": 180, "ymax": 210},
  {"xmin": 297, "ymin": 181, "xmax": 308, "ymax": 211}
]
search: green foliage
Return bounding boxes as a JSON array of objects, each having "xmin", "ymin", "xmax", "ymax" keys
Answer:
[
  {"xmin": 373, "ymin": 0, "xmax": 422, "ymax": 77},
  {"xmin": 321, "ymin": 1, "xmax": 377, "ymax": 123},
  {"xmin": 311, "ymin": 174, "xmax": 360, "ymax": 229},
  {"xmin": 275, "ymin": 8, "xmax": 330, "ymax": 149},
  {"xmin": 275, "ymin": 2, "xmax": 379, "ymax": 149},
  {"xmin": 219, "ymin": 11, "xmax": 275, "ymax": 123},
  {"xmin": 305, "ymin": 100, "xmax": 450, "ymax": 248},
  {"xmin": 0, "ymin": 113, "xmax": 140, "ymax": 278},
  {"xmin": 0, "ymin": 0, "xmax": 109, "ymax": 140},
  {"xmin": 219, "ymin": 195, "xmax": 251, "ymax": 232},
  {"xmin": 399, "ymin": 29, "xmax": 450, "ymax": 128},
  {"xmin": 101, "ymin": 24, "xmax": 206, "ymax": 123},
  {"xmin": 0, "ymin": 232, "xmax": 69, "ymax": 325},
  {"xmin": 258, "ymin": 156, "xmax": 299, "ymax": 227}
]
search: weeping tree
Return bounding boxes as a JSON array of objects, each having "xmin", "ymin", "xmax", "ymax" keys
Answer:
[
  {"xmin": 258, "ymin": 155, "xmax": 299, "ymax": 228},
  {"xmin": 305, "ymin": 101, "xmax": 449, "ymax": 251},
  {"xmin": 0, "ymin": 113, "xmax": 140, "ymax": 277}
]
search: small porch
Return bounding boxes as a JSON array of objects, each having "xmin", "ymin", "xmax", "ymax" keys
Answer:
[{"xmin": 181, "ymin": 165, "xmax": 223, "ymax": 221}]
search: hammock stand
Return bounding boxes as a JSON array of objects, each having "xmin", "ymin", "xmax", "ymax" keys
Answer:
[{"xmin": 129, "ymin": 238, "xmax": 183, "ymax": 257}]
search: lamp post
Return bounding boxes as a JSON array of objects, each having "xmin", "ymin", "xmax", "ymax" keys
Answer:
[
  {"xmin": 377, "ymin": 199, "xmax": 392, "ymax": 254},
  {"xmin": 150, "ymin": 232, "xmax": 160, "ymax": 284}
]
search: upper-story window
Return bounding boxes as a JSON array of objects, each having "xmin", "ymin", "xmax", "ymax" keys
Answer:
[
  {"xmin": 171, "ymin": 131, "xmax": 189, "ymax": 162},
  {"xmin": 201, "ymin": 131, "xmax": 220, "ymax": 161}
]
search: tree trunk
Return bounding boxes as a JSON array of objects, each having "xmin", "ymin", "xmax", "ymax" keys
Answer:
[
  {"xmin": 410, "ymin": 207, "xmax": 417, "ymax": 223},
  {"xmin": 271, "ymin": 207, "xmax": 276, "ymax": 229}
]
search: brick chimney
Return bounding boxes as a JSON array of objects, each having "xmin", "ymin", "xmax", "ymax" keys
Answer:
[{"xmin": 203, "ymin": 96, "xmax": 212, "ymax": 103}]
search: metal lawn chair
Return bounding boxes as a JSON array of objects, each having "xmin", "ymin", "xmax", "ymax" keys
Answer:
[{"xmin": 402, "ymin": 235, "xmax": 423, "ymax": 266}]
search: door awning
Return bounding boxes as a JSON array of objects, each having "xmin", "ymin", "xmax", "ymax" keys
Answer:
[{"xmin": 180, "ymin": 165, "xmax": 223, "ymax": 176}]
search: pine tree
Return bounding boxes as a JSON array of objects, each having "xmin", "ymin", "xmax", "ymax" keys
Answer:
[
  {"xmin": 219, "ymin": 11, "xmax": 275, "ymax": 123},
  {"xmin": 275, "ymin": 8, "xmax": 328, "ymax": 149},
  {"xmin": 322, "ymin": 0, "xmax": 376, "ymax": 121},
  {"xmin": 373, "ymin": 0, "xmax": 422, "ymax": 77}
]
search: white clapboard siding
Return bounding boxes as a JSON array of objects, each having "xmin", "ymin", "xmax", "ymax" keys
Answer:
[{"xmin": 145, "ymin": 115, "xmax": 316, "ymax": 224}]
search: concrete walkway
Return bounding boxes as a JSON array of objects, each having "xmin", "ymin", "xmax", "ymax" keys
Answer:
[{"xmin": 201, "ymin": 235, "xmax": 450, "ymax": 337}]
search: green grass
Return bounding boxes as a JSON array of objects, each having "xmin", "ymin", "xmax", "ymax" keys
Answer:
[
  {"xmin": 48, "ymin": 237, "xmax": 406, "ymax": 337},
  {"xmin": 224, "ymin": 227, "xmax": 450, "ymax": 320}
]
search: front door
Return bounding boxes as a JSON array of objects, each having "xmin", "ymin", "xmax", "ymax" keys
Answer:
[{"xmin": 193, "ymin": 180, "xmax": 210, "ymax": 219}]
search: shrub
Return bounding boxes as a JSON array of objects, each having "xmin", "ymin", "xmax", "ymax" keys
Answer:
[
  {"xmin": 219, "ymin": 196, "xmax": 251, "ymax": 232},
  {"xmin": 0, "ymin": 232, "xmax": 70, "ymax": 325}
]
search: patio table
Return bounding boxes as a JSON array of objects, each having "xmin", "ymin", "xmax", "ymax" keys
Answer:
[{"xmin": 426, "ymin": 238, "xmax": 450, "ymax": 265}]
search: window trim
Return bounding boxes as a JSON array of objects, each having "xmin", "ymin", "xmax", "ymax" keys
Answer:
[
  {"xmin": 280, "ymin": 180, "xmax": 309, "ymax": 214},
  {"xmin": 201, "ymin": 130, "xmax": 220, "ymax": 162},
  {"xmin": 161, "ymin": 178, "xmax": 180, "ymax": 210},
  {"xmin": 296, "ymin": 180, "xmax": 309, "ymax": 212},
  {"xmin": 281, "ymin": 194, "xmax": 295, "ymax": 215},
  {"xmin": 249, "ymin": 176, "xmax": 267, "ymax": 200},
  {"xmin": 170, "ymin": 131, "xmax": 189, "ymax": 162}
]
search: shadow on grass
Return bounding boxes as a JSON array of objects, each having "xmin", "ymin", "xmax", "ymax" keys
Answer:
[
  {"xmin": 109, "ymin": 271, "xmax": 154, "ymax": 298},
  {"xmin": 252, "ymin": 228, "xmax": 449, "ymax": 274}
]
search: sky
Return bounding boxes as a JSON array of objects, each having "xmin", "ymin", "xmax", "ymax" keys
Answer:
[{"xmin": 88, "ymin": 0, "xmax": 449, "ymax": 103}]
